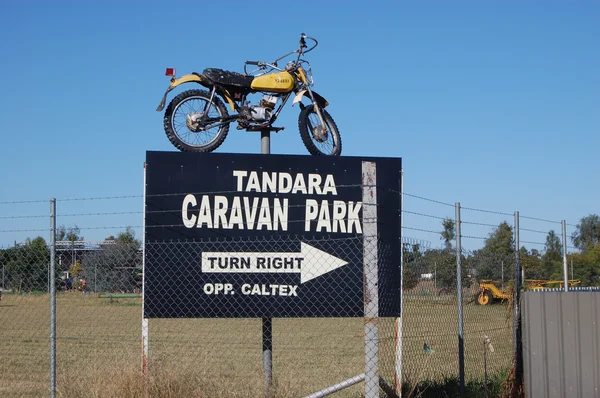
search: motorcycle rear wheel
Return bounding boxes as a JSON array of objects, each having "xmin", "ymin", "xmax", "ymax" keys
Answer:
[
  {"xmin": 298, "ymin": 105, "xmax": 342, "ymax": 156},
  {"xmin": 163, "ymin": 89, "xmax": 230, "ymax": 152}
]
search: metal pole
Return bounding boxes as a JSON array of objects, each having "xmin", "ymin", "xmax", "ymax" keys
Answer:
[
  {"xmin": 455, "ymin": 202, "xmax": 464, "ymax": 395},
  {"xmin": 513, "ymin": 212, "xmax": 520, "ymax": 346},
  {"xmin": 363, "ymin": 161, "xmax": 379, "ymax": 398},
  {"xmin": 260, "ymin": 130, "xmax": 273, "ymax": 395},
  {"xmin": 50, "ymin": 198, "xmax": 56, "ymax": 398},
  {"xmin": 395, "ymin": 168, "xmax": 403, "ymax": 395},
  {"xmin": 502, "ymin": 261, "xmax": 504, "ymax": 290},
  {"xmin": 513, "ymin": 211, "xmax": 523, "ymax": 391},
  {"xmin": 261, "ymin": 129, "xmax": 270, "ymax": 155},
  {"xmin": 263, "ymin": 317, "xmax": 273, "ymax": 394},
  {"xmin": 305, "ymin": 374, "xmax": 366, "ymax": 398},
  {"xmin": 561, "ymin": 220, "xmax": 568, "ymax": 292},
  {"xmin": 571, "ymin": 259, "xmax": 573, "ymax": 281},
  {"xmin": 141, "ymin": 162, "xmax": 149, "ymax": 396}
]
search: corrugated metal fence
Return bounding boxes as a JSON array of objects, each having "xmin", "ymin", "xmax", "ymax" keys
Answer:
[{"xmin": 522, "ymin": 288, "xmax": 600, "ymax": 398}]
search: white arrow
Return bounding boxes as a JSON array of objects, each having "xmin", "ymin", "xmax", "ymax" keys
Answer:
[{"xmin": 201, "ymin": 242, "xmax": 348, "ymax": 284}]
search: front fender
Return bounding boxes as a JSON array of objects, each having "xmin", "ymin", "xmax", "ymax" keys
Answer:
[
  {"xmin": 156, "ymin": 73, "xmax": 205, "ymax": 112},
  {"xmin": 292, "ymin": 90, "xmax": 329, "ymax": 108}
]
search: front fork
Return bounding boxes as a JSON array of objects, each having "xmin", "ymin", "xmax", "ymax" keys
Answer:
[{"xmin": 304, "ymin": 85, "xmax": 327, "ymax": 132}]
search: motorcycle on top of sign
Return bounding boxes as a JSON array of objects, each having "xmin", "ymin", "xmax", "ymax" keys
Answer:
[{"xmin": 156, "ymin": 33, "xmax": 342, "ymax": 156}]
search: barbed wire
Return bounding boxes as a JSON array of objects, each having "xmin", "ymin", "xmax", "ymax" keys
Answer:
[
  {"xmin": 59, "ymin": 211, "xmax": 143, "ymax": 217},
  {"xmin": 520, "ymin": 227, "xmax": 548, "ymax": 235},
  {"xmin": 520, "ymin": 240, "xmax": 545, "ymax": 246},
  {"xmin": 75, "ymin": 225, "xmax": 143, "ymax": 231},
  {"xmin": 144, "ymin": 184, "xmax": 363, "ymax": 198},
  {"xmin": 0, "ymin": 228, "xmax": 49, "ymax": 233},
  {"xmin": 0, "ymin": 199, "xmax": 49, "ymax": 205},
  {"xmin": 519, "ymin": 215, "xmax": 560, "ymax": 224},
  {"xmin": 402, "ymin": 210, "xmax": 447, "ymax": 220},
  {"xmin": 402, "ymin": 226, "xmax": 441, "ymax": 235},
  {"xmin": 461, "ymin": 235, "xmax": 487, "ymax": 240},
  {"xmin": 0, "ymin": 214, "xmax": 48, "ymax": 219},
  {"xmin": 460, "ymin": 220, "xmax": 499, "ymax": 227},
  {"xmin": 58, "ymin": 195, "xmax": 142, "ymax": 202},
  {"xmin": 402, "ymin": 192, "xmax": 454, "ymax": 207},
  {"xmin": 460, "ymin": 206, "xmax": 512, "ymax": 217}
]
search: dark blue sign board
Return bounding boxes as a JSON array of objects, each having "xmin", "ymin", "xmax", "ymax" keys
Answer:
[{"xmin": 144, "ymin": 151, "xmax": 401, "ymax": 318}]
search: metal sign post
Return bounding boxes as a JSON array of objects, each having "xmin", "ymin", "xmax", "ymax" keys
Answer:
[{"xmin": 260, "ymin": 128, "xmax": 272, "ymax": 394}]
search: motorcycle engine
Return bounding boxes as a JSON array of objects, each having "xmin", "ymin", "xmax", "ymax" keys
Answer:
[
  {"xmin": 248, "ymin": 95, "xmax": 278, "ymax": 122},
  {"xmin": 249, "ymin": 105, "xmax": 272, "ymax": 122}
]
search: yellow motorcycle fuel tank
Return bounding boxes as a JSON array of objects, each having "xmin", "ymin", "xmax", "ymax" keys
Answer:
[{"xmin": 251, "ymin": 71, "xmax": 294, "ymax": 93}]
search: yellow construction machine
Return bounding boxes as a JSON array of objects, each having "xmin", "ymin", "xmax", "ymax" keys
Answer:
[
  {"xmin": 476, "ymin": 279, "xmax": 582, "ymax": 305},
  {"xmin": 476, "ymin": 280, "xmax": 511, "ymax": 305}
]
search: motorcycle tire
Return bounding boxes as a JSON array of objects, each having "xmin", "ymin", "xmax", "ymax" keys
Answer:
[
  {"xmin": 298, "ymin": 104, "xmax": 342, "ymax": 156},
  {"xmin": 163, "ymin": 89, "xmax": 230, "ymax": 152}
]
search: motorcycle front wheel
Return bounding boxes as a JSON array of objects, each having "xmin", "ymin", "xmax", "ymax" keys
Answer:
[
  {"xmin": 163, "ymin": 89, "xmax": 230, "ymax": 152},
  {"xmin": 298, "ymin": 105, "xmax": 342, "ymax": 156}
]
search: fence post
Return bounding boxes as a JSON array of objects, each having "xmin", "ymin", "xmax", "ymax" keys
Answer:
[
  {"xmin": 513, "ymin": 211, "xmax": 523, "ymax": 391},
  {"xmin": 141, "ymin": 162, "xmax": 149, "ymax": 396},
  {"xmin": 260, "ymin": 130, "xmax": 273, "ymax": 396},
  {"xmin": 395, "ymin": 168, "xmax": 403, "ymax": 396},
  {"xmin": 362, "ymin": 161, "xmax": 379, "ymax": 398},
  {"xmin": 561, "ymin": 220, "xmax": 569, "ymax": 292},
  {"xmin": 455, "ymin": 202, "xmax": 464, "ymax": 395},
  {"xmin": 49, "ymin": 198, "xmax": 56, "ymax": 398}
]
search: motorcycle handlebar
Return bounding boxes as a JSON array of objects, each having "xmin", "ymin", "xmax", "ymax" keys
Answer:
[
  {"xmin": 245, "ymin": 61, "xmax": 264, "ymax": 66},
  {"xmin": 299, "ymin": 33, "xmax": 318, "ymax": 53}
]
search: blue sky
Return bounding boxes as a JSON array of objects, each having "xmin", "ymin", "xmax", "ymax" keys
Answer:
[{"xmin": 0, "ymin": 1, "xmax": 598, "ymax": 251}]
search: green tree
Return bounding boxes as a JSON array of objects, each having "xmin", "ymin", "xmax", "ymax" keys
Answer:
[
  {"xmin": 402, "ymin": 243, "xmax": 422, "ymax": 291},
  {"xmin": 472, "ymin": 221, "xmax": 514, "ymax": 281},
  {"xmin": 520, "ymin": 247, "xmax": 544, "ymax": 280},
  {"xmin": 541, "ymin": 230, "xmax": 562, "ymax": 279},
  {"xmin": 422, "ymin": 249, "xmax": 470, "ymax": 290},
  {"xmin": 440, "ymin": 218, "xmax": 455, "ymax": 250},
  {"xmin": 568, "ymin": 243, "xmax": 600, "ymax": 286},
  {"xmin": 483, "ymin": 221, "xmax": 514, "ymax": 257},
  {"xmin": 5, "ymin": 237, "xmax": 50, "ymax": 292},
  {"xmin": 571, "ymin": 214, "xmax": 600, "ymax": 252},
  {"xmin": 56, "ymin": 225, "xmax": 84, "ymax": 243}
]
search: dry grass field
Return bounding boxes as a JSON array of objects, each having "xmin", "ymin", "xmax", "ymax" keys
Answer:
[{"xmin": 0, "ymin": 291, "xmax": 512, "ymax": 397}]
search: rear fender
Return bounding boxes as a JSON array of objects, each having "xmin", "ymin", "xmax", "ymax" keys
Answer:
[{"xmin": 156, "ymin": 73, "xmax": 206, "ymax": 112}]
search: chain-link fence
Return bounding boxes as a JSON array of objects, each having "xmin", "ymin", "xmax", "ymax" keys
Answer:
[
  {"xmin": 400, "ymin": 243, "xmax": 513, "ymax": 384},
  {"xmin": 1, "ymin": 195, "xmax": 402, "ymax": 397},
  {"xmin": 1, "ymin": 192, "xmax": 586, "ymax": 397}
]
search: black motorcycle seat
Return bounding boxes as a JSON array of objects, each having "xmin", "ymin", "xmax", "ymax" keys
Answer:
[{"xmin": 202, "ymin": 68, "xmax": 253, "ymax": 89}]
